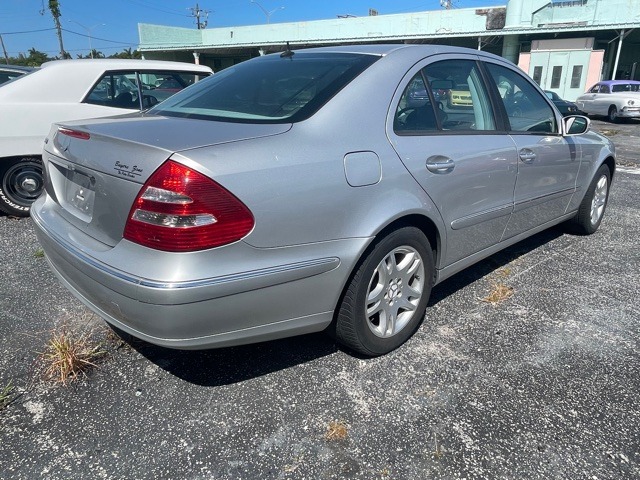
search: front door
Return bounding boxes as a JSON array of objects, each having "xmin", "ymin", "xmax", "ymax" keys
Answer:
[{"xmin": 484, "ymin": 61, "xmax": 581, "ymax": 238}]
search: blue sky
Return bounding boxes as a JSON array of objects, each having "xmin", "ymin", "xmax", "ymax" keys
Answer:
[{"xmin": 0, "ymin": 0, "xmax": 504, "ymax": 58}]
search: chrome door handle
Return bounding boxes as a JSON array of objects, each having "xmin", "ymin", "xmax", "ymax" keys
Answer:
[
  {"xmin": 519, "ymin": 149, "xmax": 536, "ymax": 164},
  {"xmin": 426, "ymin": 156, "xmax": 455, "ymax": 174}
]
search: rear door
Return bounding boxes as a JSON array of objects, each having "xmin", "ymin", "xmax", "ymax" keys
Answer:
[
  {"xmin": 388, "ymin": 55, "xmax": 517, "ymax": 267},
  {"xmin": 483, "ymin": 61, "xmax": 581, "ymax": 239}
]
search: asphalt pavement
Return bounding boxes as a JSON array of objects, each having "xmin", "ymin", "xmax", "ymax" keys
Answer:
[{"xmin": 1, "ymin": 119, "xmax": 639, "ymax": 479}]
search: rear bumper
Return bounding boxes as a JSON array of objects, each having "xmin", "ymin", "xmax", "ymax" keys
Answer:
[{"xmin": 32, "ymin": 196, "xmax": 370, "ymax": 349}]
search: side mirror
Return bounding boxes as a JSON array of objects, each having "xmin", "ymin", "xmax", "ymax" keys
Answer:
[{"xmin": 563, "ymin": 115, "xmax": 590, "ymax": 136}]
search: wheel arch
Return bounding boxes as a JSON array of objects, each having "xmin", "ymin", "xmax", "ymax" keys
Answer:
[
  {"xmin": 331, "ymin": 212, "xmax": 442, "ymax": 312},
  {"xmin": 328, "ymin": 212, "xmax": 442, "ymax": 344},
  {"xmin": 370, "ymin": 214, "xmax": 441, "ymax": 271},
  {"xmin": 601, "ymin": 155, "xmax": 616, "ymax": 182}
]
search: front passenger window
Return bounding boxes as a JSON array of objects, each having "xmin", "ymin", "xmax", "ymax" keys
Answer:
[
  {"xmin": 85, "ymin": 71, "xmax": 140, "ymax": 110},
  {"xmin": 485, "ymin": 63, "xmax": 556, "ymax": 134}
]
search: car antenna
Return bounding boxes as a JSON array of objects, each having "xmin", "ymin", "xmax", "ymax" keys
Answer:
[{"xmin": 280, "ymin": 42, "xmax": 294, "ymax": 58}]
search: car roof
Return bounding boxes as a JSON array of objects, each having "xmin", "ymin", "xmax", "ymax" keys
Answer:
[
  {"xmin": 267, "ymin": 44, "xmax": 513, "ymax": 72},
  {"xmin": 287, "ymin": 44, "xmax": 508, "ymax": 61},
  {"xmin": 38, "ymin": 58, "xmax": 212, "ymax": 72},
  {"xmin": 0, "ymin": 59, "xmax": 212, "ymax": 103},
  {"xmin": 597, "ymin": 80, "xmax": 640, "ymax": 86}
]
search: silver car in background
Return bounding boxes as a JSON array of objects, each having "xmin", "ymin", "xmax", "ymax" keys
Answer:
[{"xmin": 32, "ymin": 45, "xmax": 615, "ymax": 356}]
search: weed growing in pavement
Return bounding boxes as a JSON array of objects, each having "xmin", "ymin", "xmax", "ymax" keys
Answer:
[
  {"xmin": 600, "ymin": 129, "xmax": 619, "ymax": 137},
  {"xmin": 481, "ymin": 283, "xmax": 514, "ymax": 304},
  {"xmin": 39, "ymin": 324, "xmax": 106, "ymax": 385},
  {"xmin": 433, "ymin": 433, "xmax": 444, "ymax": 459},
  {"xmin": 496, "ymin": 267, "xmax": 512, "ymax": 278},
  {"xmin": 325, "ymin": 420, "xmax": 349, "ymax": 441},
  {"xmin": 33, "ymin": 248, "xmax": 45, "ymax": 258},
  {"xmin": 0, "ymin": 381, "xmax": 14, "ymax": 410},
  {"xmin": 283, "ymin": 456, "xmax": 305, "ymax": 473}
]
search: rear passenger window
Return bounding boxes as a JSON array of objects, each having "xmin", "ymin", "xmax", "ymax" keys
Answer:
[
  {"xmin": 484, "ymin": 63, "xmax": 557, "ymax": 134},
  {"xmin": 394, "ymin": 59, "xmax": 496, "ymax": 134},
  {"xmin": 394, "ymin": 73, "xmax": 439, "ymax": 133},
  {"xmin": 84, "ymin": 71, "xmax": 208, "ymax": 110},
  {"xmin": 424, "ymin": 60, "xmax": 495, "ymax": 131}
]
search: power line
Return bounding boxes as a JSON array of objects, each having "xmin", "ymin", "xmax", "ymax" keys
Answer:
[
  {"xmin": 0, "ymin": 27, "xmax": 56, "ymax": 35},
  {"xmin": 61, "ymin": 28, "xmax": 137, "ymax": 45}
]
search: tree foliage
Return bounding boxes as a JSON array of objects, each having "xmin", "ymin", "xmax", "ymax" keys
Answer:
[{"xmin": 6, "ymin": 48, "xmax": 143, "ymax": 66}]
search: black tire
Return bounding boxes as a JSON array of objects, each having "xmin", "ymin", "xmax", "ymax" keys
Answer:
[
  {"xmin": 0, "ymin": 157, "xmax": 44, "ymax": 216},
  {"xmin": 567, "ymin": 164, "xmax": 611, "ymax": 235},
  {"xmin": 335, "ymin": 227, "xmax": 434, "ymax": 356},
  {"xmin": 608, "ymin": 106, "xmax": 620, "ymax": 123}
]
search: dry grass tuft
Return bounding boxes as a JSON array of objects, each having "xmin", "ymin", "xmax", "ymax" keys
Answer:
[
  {"xmin": 325, "ymin": 420, "xmax": 349, "ymax": 441},
  {"xmin": 433, "ymin": 434, "xmax": 445, "ymax": 459},
  {"xmin": 39, "ymin": 325, "xmax": 106, "ymax": 385},
  {"xmin": 600, "ymin": 129, "xmax": 619, "ymax": 137},
  {"xmin": 481, "ymin": 283, "xmax": 514, "ymax": 304},
  {"xmin": 495, "ymin": 267, "xmax": 511, "ymax": 278},
  {"xmin": 0, "ymin": 381, "xmax": 14, "ymax": 410}
]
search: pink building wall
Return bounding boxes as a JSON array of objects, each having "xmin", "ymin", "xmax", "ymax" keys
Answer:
[
  {"xmin": 585, "ymin": 50, "xmax": 605, "ymax": 91},
  {"xmin": 518, "ymin": 52, "xmax": 531, "ymax": 72}
]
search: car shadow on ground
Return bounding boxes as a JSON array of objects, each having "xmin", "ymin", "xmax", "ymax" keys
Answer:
[
  {"xmin": 117, "ymin": 329, "xmax": 338, "ymax": 387},
  {"xmin": 121, "ymin": 227, "xmax": 565, "ymax": 385},
  {"xmin": 428, "ymin": 227, "xmax": 564, "ymax": 306}
]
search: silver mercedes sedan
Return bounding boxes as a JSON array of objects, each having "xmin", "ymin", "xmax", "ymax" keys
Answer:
[{"xmin": 32, "ymin": 45, "xmax": 615, "ymax": 356}]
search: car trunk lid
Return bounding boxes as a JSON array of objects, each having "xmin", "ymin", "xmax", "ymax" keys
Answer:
[{"xmin": 42, "ymin": 115, "xmax": 290, "ymax": 247}]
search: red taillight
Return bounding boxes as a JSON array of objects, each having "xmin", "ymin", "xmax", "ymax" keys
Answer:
[
  {"xmin": 123, "ymin": 160, "xmax": 254, "ymax": 252},
  {"xmin": 58, "ymin": 127, "xmax": 90, "ymax": 140}
]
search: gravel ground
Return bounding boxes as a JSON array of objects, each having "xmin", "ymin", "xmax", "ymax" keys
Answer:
[{"xmin": 1, "ymin": 121, "xmax": 639, "ymax": 479}]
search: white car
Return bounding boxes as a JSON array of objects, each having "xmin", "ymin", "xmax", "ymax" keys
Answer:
[
  {"xmin": 575, "ymin": 80, "xmax": 640, "ymax": 123},
  {"xmin": 0, "ymin": 65, "xmax": 35, "ymax": 85},
  {"xmin": 0, "ymin": 59, "xmax": 212, "ymax": 216}
]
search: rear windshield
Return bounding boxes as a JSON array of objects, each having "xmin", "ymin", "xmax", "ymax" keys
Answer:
[{"xmin": 149, "ymin": 52, "xmax": 379, "ymax": 123}]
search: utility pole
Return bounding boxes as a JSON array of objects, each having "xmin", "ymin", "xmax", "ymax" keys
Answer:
[
  {"xmin": 48, "ymin": 0, "xmax": 67, "ymax": 58},
  {"xmin": 189, "ymin": 3, "xmax": 209, "ymax": 30},
  {"xmin": 250, "ymin": 1, "xmax": 284, "ymax": 24},
  {"xmin": 0, "ymin": 35, "xmax": 9, "ymax": 64}
]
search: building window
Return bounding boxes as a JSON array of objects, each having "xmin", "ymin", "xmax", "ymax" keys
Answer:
[
  {"xmin": 550, "ymin": 66, "xmax": 563, "ymax": 89},
  {"xmin": 551, "ymin": 0, "xmax": 588, "ymax": 7},
  {"xmin": 570, "ymin": 65, "xmax": 583, "ymax": 88},
  {"xmin": 532, "ymin": 66, "xmax": 543, "ymax": 85}
]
